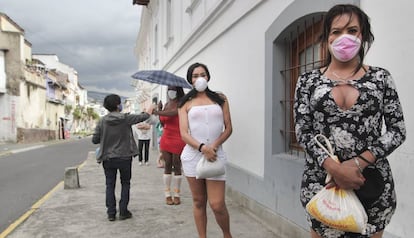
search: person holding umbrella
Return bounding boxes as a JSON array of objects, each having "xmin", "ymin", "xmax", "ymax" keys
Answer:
[
  {"xmin": 153, "ymin": 86, "xmax": 186, "ymax": 205},
  {"xmin": 132, "ymin": 69, "xmax": 191, "ymax": 205},
  {"xmin": 178, "ymin": 63, "xmax": 233, "ymax": 238}
]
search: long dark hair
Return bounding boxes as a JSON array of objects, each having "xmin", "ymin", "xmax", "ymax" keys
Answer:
[
  {"xmin": 320, "ymin": 4, "xmax": 374, "ymax": 73},
  {"xmin": 178, "ymin": 63, "xmax": 225, "ymax": 108},
  {"xmin": 171, "ymin": 86, "xmax": 185, "ymax": 100}
]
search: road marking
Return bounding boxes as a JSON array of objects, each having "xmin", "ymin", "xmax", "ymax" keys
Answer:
[
  {"xmin": 11, "ymin": 145, "xmax": 45, "ymax": 154},
  {"xmin": 0, "ymin": 159, "xmax": 88, "ymax": 237},
  {"xmin": 0, "ymin": 145, "xmax": 45, "ymax": 158},
  {"xmin": 0, "ymin": 139, "xmax": 75, "ymax": 158}
]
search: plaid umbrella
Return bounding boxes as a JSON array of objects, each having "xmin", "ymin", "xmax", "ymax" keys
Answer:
[{"xmin": 131, "ymin": 70, "xmax": 192, "ymax": 89}]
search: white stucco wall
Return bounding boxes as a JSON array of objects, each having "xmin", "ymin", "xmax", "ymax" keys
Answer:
[
  {"xmin": 145, "ymin": 0, "xmax": 271, "ymax": 177},
  {"xmin": 0, "ymin": 94, "xmax": 18, "ymax": 142},
  {"xmin": 173, "ymin": 26, "xmax": 267, "ymax": 178},
  {"xmin": 0, "ymin": 14, "xmax": 21, "ymax": 33},
  {"xmin": 17, "ymin": 72, "xmax": 46, "ymax": 129},
  {"xmin": 0, "ymin": 51, "xmax": 6, "ymax": 92},
  {"xmin": 361, "ymin": 1, "xmax": 414, "ymax": 237}
]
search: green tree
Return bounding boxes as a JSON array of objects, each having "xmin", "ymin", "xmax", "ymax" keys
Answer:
[
  {"xmin": 73, "ymin": 106, "xmax": 82, "ymax": 120},
  {"xmin": 87, "ymin": 107, "xmax": 100, "ymax": 120},
  {"xmin": 65, "ymin": 105, "xmax": 72, "ymax": 115}
]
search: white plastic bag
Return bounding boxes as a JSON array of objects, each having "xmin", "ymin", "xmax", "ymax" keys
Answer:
[
  {"xmin": 305, "ymin": 134, "xmax": 368, "ymax": 234},
  {"xmin": 196, "ymin": 156, "xmax": 225, "ymax": 179},
  {"xmin": 306, "ymin": 186, "xmax": 368, "ymax": 234}
]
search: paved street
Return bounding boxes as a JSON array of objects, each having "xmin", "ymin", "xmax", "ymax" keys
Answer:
[
  {"xmin": 0, "ymin": 138, "xmax": 94, "ymax": 233},
  {"xmin": 1, "ymin": 140, "xmax": 280, "ymax": 238}
]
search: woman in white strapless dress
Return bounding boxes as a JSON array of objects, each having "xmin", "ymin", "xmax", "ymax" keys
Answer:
[
  {"xmin": 178, "ymin": 63, "xmax": 233, "ymax": 238},
  {"xmin": 180, "ymin": 104, "xmax": 227, "ymax": 179}
]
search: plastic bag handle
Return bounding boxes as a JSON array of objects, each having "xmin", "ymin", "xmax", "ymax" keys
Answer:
[
  {"xmin": 313, "ymin": 134, "xmax": 339, "ymax": 183},
  {"xmin": 314, "ymin": 134, "xmax": 334, "ymax": 157}
]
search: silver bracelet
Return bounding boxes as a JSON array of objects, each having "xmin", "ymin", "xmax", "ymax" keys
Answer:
[{"xmin": 354, "ymin": 157, "xmax": 363, "ymax": 173}]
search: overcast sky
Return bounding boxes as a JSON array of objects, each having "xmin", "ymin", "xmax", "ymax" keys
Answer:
[{"xmin": 0, "ymin": 0, "xmax": 143, "ymax": 97}]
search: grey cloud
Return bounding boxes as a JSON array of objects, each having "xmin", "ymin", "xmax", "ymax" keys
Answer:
[{"xmin": 0, "ymin": 0, "xmax": 142, "ymax": 97}]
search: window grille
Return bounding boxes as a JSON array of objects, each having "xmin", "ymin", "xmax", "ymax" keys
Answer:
[{"xmin": 280, "ymin": 16, "xmax": 326, "ymax": 153}]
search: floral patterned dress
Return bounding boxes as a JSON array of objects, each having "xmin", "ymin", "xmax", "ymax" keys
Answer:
[{"xmin": 294, "ymin": 66, "xmax": 406, "ymax": 237}]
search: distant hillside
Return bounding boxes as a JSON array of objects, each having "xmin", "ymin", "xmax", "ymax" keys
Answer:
[{"xmin": 87, "ymin": 91, "xmax": 128, "ymax": 104}]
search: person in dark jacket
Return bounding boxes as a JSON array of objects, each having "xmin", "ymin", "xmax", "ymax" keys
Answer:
[{"xmin": 92, "ymin": 94, "xmax": 154, "ymax": 221}]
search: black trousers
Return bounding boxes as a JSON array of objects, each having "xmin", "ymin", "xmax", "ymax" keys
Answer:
[
  {"xmin": 138, "ymin": 139, "xmax": 150, "ymax": 162},
  {"xmin": 103, "ymin": 158, "xmax": 132, "ymax": 215}
]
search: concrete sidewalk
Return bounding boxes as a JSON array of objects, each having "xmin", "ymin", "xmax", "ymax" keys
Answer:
[{"xmin": 6, "ymin": 147, "xmax": 280, "ymax": 238}]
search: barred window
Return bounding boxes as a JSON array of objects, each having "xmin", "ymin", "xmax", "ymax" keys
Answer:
[{"xmin": 280, "ymin": 17, "xmax": 326, "ymax": 152}]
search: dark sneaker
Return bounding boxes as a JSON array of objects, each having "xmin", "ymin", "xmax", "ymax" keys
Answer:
[
  {"xmin": 119, "ymin": 210, "xmax": 132, "ymax": 220},
  {"xmin": 108, "ymin": 214, "xmax": 116, "ymax": 221}
]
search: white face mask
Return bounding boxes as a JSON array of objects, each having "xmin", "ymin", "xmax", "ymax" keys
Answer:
[
  {"xmin": 194, "ymin": 77, "xmax": 208, "ymax": 92},
  {"xmin": 167, "ymin": 90, "xmax": 177, "ymax": 99}
]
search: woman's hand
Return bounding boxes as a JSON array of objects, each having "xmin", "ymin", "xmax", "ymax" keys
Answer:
[
  {"xmin": 201, "ymin": 144, "xmax": 217, "ymax": 162},
  {"xmin": 323, "ymin": 157, "xmax": 365, "ymax": 190},
  {"xmin": 328, "ymin": 162, "xmax": 365, "ymax": 190}
]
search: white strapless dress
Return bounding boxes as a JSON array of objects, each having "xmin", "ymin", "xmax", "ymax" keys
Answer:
[{"xmin": 180, "ymin": 104, "xmax": 227, "ymax": 180}]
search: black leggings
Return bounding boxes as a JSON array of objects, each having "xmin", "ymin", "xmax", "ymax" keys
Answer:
[{"xmin": 138, "ymin": 139, "xmax": 150, "ymax": 162}]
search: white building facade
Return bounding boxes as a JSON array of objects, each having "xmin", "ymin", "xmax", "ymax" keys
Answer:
[{"xmin": 135, "ymin": 0, "xmax": 414, "ymax": 237}]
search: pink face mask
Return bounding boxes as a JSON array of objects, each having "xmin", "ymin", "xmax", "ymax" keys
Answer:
[{"xmin": 329, "ymin": 34, "xmax": 361, "ymax": 62}]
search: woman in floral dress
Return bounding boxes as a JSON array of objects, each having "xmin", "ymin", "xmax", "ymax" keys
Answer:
[{"xmin": 294, "ymin": 4, "xmax": 406, "ymax": 238}]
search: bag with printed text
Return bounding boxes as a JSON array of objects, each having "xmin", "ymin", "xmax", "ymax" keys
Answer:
[{"xmin": 305, "ymin": 134, "xmax": 368, "ymax": 234}]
